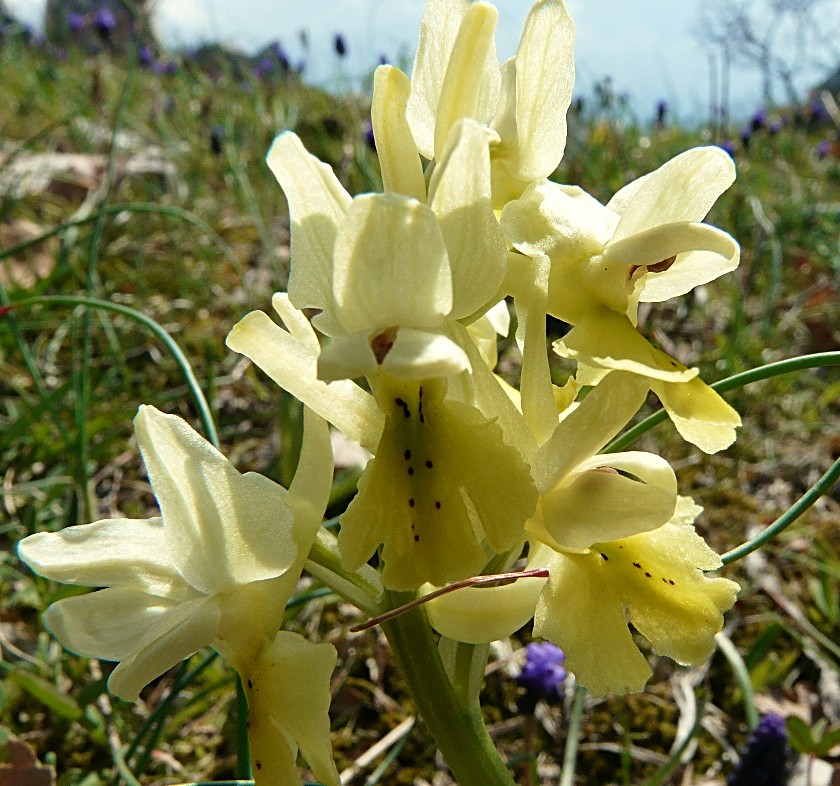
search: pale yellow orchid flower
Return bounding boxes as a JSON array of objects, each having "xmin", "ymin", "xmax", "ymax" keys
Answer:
[
  {"xmin": 533, "ymin": 495, "xmax": 739, "ymax": 696},
  {"xmin": 425, "ymin": 372, "xmax": 738, "ymax": 696},
  {"xmin": 17, "ymin": 406, "xmax": 340, "ymax": 786},
  {"xmin": 228, "ymin": 296, "xmax": 539, "ymax": 591},
  {"xmin": 501, "ymin": 146, "xmax": 742, "ymax": 452},
  {"xmin": 404, "ymin": 0, "xmax": 575, "ymax": 206}
]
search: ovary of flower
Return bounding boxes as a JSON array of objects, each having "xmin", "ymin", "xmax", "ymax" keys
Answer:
[
  {"xmin": 501, "ymin": 147, "xmax": 742, "ymax": 453},
  {"xmin": 405, "ymin": 0, "xmax": 575, "ymax": 207},
  {"xmin": 16, "ymin": 405, "xmax": 340, "ymax": 786}
]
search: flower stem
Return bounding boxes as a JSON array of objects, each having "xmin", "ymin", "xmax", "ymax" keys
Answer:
[
  {"xmin": 382, "ymin": 591, "xmax": 517, "ymax": 786},
  {"xmin": 721, "ymin": 455, "xmax": 840, "ymax": 565},
  {"xmin": 559, "ymin": 684, "xmax": 587, "ymax": 786}
]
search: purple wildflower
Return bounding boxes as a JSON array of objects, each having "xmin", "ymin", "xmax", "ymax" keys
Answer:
[
  {"xmin": 808, "ymin": 98, "xmax": 831, "ymax": 124},
  {"xmin": 516, "ymin": 642, "xmax": 567, "ymax": 712},
  {"xmin": 68, "ymin": 12, "xmax": 86, "ymax": 32},
  {"xmin": 271, "ymin": 40, "xmax": 290, "ymax": 70},
  {"xmin": 816, "ymin": 140, "xmax": 831, "ymax": 159},
  {"xmin": 95, "ymin": 7, "xmax": 117, "ymax": 38},
  {"xmin": 656, "ymin": 99, "xmax": 668, "ymax": 127},
  {"xmin": 750, "ymin": 107, "xmax": 767, "ymax": 133},
  {"xmin": 334, "ymin": 33, "xmax": 347, "ymax": 57},
  {"xmin": 718, "ymin": 139, "xmax": 737, "ymax": 157},
  {"xmin": 727, "ymin": 714, "xmax": 794, "ymax": 786},
  {"xmin": 363, "ymin": 119, "xmax": 376, "ymax": 151},
  {"xmin": 769, "ymin": 119, "xmax": 782, "ymax": 135},
  {"xmin": 739, "ymin": 126, "xmax": 752, "ymax": 149},
  {"xmin": 139, "ymin": 44, "xmax": 155, "ymax": 67}
]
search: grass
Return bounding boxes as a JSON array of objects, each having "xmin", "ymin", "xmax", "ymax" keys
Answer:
[{"xmin": 1, "ymin": 30, "xmax": 839, "ymax": 785}]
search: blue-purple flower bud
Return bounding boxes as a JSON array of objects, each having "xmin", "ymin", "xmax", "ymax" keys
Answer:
[
  {"xmin": 727, "ymin": 714, "xmax": 794, "ymax": 786},
  {"xmin": 516, "ymin": 642, "xmax": 567, "ymax": 712}
]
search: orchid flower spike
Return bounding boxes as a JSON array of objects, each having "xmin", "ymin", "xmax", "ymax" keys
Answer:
[{"xmin": 17, "ymin": 406, "xmax": 340, "ymax": 786}]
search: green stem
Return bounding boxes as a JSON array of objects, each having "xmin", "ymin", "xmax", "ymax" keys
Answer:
[
  {"xmin": 382, "ymin": 591, "xmax": 516, "ymax": 786},
  {"xmin": 721, "ymin": 455, "xmax": 840, "ymax": 565},
  {"xmin": 305, "ymin": 531, "xmax": 382, "ymax": 616},
  {"xmin": 715, "ymin": 631, "xmax": 759, "ymax": 729},
  {"xmin": 605, "ymin": 351, "xmax": 840, "ymax": 453},
  {"xmin": 235, "ymin": 675, "xmax": 252, "ymax": 779},
  {"xmin": 559, "ymin": 685, "xmax": 587, "ymax": 786}
]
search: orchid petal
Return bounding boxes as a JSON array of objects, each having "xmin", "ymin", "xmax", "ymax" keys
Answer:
[
  {"xmin": 533, "ymin": 451, "xmax": 677, "ymax": 551},
  {"xmin": 17, "ymin": 518, "xmax": 178, "ymax": 596},
  {"xmin": 316, "ymin": 330, "xmax": 379, "ymax": 382},
  {"xmin": 406, "ymin": 0, "xmax": 469, "ymax": 159},
  {"xmin": 533, "ymin": 370, "xmax": 649, "ymax": 492},
  {"xmin": 604, "ymin": 521, "xmax": 739, "ymax": 666},
  {"xmin": 652, "ymin": 377, "xmax": 741, "ymax": 453},
  {"xmin": 41, "ymin": 586, "xmax": 202, "ymax": 662},
  {"xmin": 429, "ymin": 118, "xmax": 507, "ymax": 320},
  {"xmin": 226, "ymin": 305, "xmax": 383, "ymax": 453},
  {"xmin": 382, "ymin": 328, "xmax": 472, "ymax": 379},
  {"xmin": 514, "ymin": 252, "xmax": 557, "ymax": 444},
  {"xmin": 534, "ymin": 550, "xmax": 652, "ymax": 696},
  {"xmin": 332, "ymin": 194, "xmax": 452, "ymax": 332},
  {"xmin": 266, "ymin": 133, "xmax": 350, "ymax": 313},
  {"xmin": 287, "ymin": 408, "xmax": 335, "ymax": 544},
  {"xmin": 433, "ymin": 2, "xmax": 501, "ymax": 161},
  {"xmin": 466, "ymin": 311, "xmax": 502, "ymax": 370},
  {"xmin": 498, "ymin": 0, "xmax": 575, "ymax": 181},
  {"xmin": 605, "ymin": 221, "xmax": 740, "ymax": 302},
  {"xmin": 107, "ymin": 597, "xmax": 222, "ymax": 700},
  {"xmin": 424, "ymin": 573, "xmax": 545, "ymax": 644},
  {"xmin": 501, "ymin": 181, "xmax": 615, "ymax": 261},
  {"xmin": 372, "ymin": 65, "xmax": 427, "ymax": 202},
  {"xmin": 638, "ymin": 236, "xmax": 740, "ymax": 303},
  {"xmin": 608, "ymin": 146, "xmax": 736, "ymax": 240},
  {"xmin": 246, "ymin": 632, "xmax": 340, "ymax": 786},
  {"xmin": 339, "ymin": 380, "xmax": 537, "ymax": 589},
  {"xmin": 446, "ymin": 322, "xmax": 539, "ymax": 465},
  {"xmin": 554, "ymin": 312, "xmax": 699, "ymax": 383},
  {"xmin": 135, "ymin": 406, "xmax": 298, "ymax": 594}
]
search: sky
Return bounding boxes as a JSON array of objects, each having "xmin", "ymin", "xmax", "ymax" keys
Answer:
[{"xmin": 7, "ymin": 0, "xmax": 839, "ymax": 123}]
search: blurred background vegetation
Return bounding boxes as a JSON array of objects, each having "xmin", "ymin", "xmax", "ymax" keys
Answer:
[{"xmin": 0, "ymin": 3, "xmax": 838, "ymax": 784}]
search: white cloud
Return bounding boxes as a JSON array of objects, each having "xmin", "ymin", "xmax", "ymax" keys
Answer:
[{"xmin": 5, "ymin": 0, "xmax": 45, "ymax": 26}]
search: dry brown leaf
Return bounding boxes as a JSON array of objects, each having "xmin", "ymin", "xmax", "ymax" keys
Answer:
[
  {"xmin": 0, "ymin": 739, "xmax": 55, "ymax": 786},
  {"xmin": 0, "ymin": 218, "xmax": 57, "ymax": 289}
]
